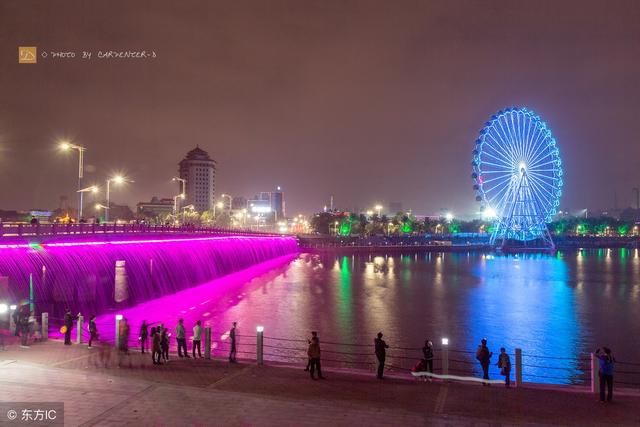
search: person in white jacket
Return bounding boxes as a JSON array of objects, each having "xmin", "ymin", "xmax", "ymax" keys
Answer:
[{"xmin": 192, "ymin": 320, "xmax": 202, "ymax": 358}]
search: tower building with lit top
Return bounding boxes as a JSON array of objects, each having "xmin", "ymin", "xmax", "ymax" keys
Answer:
[{"xmin": 178, "ymin": 146, "xmax": 216, "ymax": 212}]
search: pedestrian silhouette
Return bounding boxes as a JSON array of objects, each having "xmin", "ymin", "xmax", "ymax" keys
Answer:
[
  {"xmin": 175, "ymin": 318, "xmax": 189, "ymax": 358},
  {"xmin": 497, "ymin": 347, "xmax": 511, "ymax": 387},
  {"xmin": 596, "ymin": 347, "xmax": 616, "ymax": 402},
  {"xmin": 229, "ymin": 322, "xmax": 237, "ymax": 363},
  {"xmin": 374, "ymin": 332, "xmax": 389, "ymax": 379},
  {"xmin": 304, "ymin": 331, "xmax": 318, "ymax": 371},
  {"xmin": 475, "ymin": 338, "xmax": 493, "ymax": 385},
  {"xmin": 422, "ymin": 340, "xmax": 434, "ymax": 374},
  {"xmin": 307, "ymin": 336, "xmax": 325, "ymax": 379}
]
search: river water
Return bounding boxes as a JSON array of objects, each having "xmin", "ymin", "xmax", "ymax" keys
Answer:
[{"xmin": 98, "ymin": 248, "xmax": 640, "ymax": 386}]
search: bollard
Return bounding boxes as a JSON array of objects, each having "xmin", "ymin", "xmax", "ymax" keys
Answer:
[
  {"xmin": 204, "ymin": 327, "xmax": 211, "ymax": 360},
  {"xmin": 515, "ymin": 348, "xmax": 523, "ymax": 387},
  {"xmin": 41, "ymin": 312, "xmax": 48, "ymax": 341},
  {"xmin": 256, "ymin": 326, "xmax": 264, "ymax": 365},
  {"xmin": 591, "ymin": 352, "xmax": 600, "ymax": 393},
  {"xmin": 115, "ymin": 314, "xmax": 123, "ymax": 349},
  {"xmin": 441, "ymin": 337, "xmax": 449, "ymax": 376},
  {"xmin": 76, "ymin": 314, "xmax": 83, "ymax": 344}
]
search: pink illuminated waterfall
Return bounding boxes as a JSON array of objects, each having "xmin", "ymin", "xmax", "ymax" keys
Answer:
[{"xmin": 0, "ymin": 235, "xmax": 298, "ymax": 319}]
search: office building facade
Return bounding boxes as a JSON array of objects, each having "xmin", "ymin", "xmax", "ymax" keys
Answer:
[{"xmin": 178, "ymin": 146, "xmax": 216, "ymax": 213}]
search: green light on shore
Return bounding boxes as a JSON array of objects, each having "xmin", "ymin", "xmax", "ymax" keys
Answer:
[
  {"xmin": 618, "ymin": 224, "xmax": 629, "ymax": 236},
  {"xmin": 28, "ymin": 242, "xmax": 43, "ymax": 251},
  {"xmin": 401, "ymin": 221, "xmax": 412, "ymax": 234},
  {"xmin": 339, "ymin": 219, "xmax": 352, "ymax": 236}
]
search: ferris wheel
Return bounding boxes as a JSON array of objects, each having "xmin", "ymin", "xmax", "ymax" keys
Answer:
[{"xmin": 471, "ymin": 107, "xmax": 563, "ymax": 248}]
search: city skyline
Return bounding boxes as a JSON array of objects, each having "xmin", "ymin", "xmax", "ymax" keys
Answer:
[{"xmin": 1, "ymin": 1, "xmax": 640, "ymax": 216}]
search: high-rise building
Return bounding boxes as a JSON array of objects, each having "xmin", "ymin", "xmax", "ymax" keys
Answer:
[
  {"xmin": 271, "ymin": 186, "xmax": 285, "ymax": 220},
  {"xmin": 178, "ymin": 146, "xmax": 216, "ymax": 213},
  {"xmin": 248, "ymin": 186, "xmax": 286, "ymax": 221}
]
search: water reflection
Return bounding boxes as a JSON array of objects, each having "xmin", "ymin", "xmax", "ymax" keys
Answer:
[
  {"xmin": 467, "ymin": 254, "xmax": 581, "ymax": 384},
  {"xmin": 92, "ymin": 249, "xmax": 640, "ymax": 386}
]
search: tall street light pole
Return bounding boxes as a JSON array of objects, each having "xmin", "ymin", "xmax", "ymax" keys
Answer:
[
  {"xmin": 221, "ymin": 193, "xmax": 232, "ymax": 210},
  {"xmin": 171, "ymin": 176, "xmax": 187, "ymax": 211},
  {"xmin": 59, "ymin": 141, "xmax": 86, "ymax": 222},
  {"xmin": 105, "ymin": 175, "xmax": 131, "ymax": 223}
]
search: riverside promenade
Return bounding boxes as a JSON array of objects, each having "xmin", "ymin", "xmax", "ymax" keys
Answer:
[{"xmin": 1, "ymin": 339, "xmax": 639, "ymax": 426}]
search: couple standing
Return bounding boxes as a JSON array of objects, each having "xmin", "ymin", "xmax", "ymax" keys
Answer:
[{"xmin": 305, "ymin": 331, "xmax": 325, "ymax": 380}]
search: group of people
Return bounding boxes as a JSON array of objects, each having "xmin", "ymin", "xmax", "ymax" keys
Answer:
[
  {"xmin": 382, "ymin": 334, "xmax": 514, "ymax": 386},
  {"xmin": 59, "ymin": 314, "xmax": 620, "ymax": 401},
  {"xmin": 65, "ymin": 313, "xmax": 240, "ymax": 365},
  {"xmin": 137, "ymin": 319, "xmax": 239, "ymax": 364},
  {"xmin": 474, "ymin": 338, "xmax": 512, "ymax": 387}
]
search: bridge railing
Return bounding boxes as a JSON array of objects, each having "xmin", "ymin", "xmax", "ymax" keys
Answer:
[{"xmin": 0, "ymin": 222, "xmax": 288, "ymax": 238}]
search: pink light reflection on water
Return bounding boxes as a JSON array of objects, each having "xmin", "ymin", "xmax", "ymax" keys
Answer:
[{"xmin": 86, "ymin": 254, "xmax": 298, "ymax": 357}]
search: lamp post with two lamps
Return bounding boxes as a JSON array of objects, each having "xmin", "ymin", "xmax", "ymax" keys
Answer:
[
  {"xmin": 58, "ymin": 141, "xmax": 86, "ymax": 222},
  {"xmin": 105, "ymin": 175, "xmax": 133, "ymax": 223}
]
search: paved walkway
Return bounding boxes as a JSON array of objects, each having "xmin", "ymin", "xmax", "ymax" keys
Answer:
[{"xmin": 1, "ymin": 340, "xmax": 639, "ymax": 426}]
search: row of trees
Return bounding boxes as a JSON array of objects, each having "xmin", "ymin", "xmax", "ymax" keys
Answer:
[
  {"xmin": 311, "ymin": 212, "xmax": 640, "ymax": 237},
  {"xmin": 138, "ymin": 210, "xmax": 234, "ymax": 228}
]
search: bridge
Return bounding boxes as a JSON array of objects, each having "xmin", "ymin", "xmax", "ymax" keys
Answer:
[{"xmin": 0, "ymin": 224, "xmax": 299, "ymax": 319}]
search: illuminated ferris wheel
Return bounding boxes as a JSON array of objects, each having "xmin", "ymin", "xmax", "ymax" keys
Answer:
[{"xmin": 471, "ymin": 107, "xmax": 563, "ymax": 249}]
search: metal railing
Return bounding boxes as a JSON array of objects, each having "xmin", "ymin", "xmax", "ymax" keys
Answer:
[{"xmin": 27, "ymin": 314, "xmax": 640, "ymax": 391}]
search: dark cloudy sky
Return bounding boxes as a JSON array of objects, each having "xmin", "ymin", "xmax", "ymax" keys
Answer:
[{"xmin": 1, "ymin": 0, "xmax": 639, "ymax": 217}]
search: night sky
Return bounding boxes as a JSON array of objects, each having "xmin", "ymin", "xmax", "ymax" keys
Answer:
[{"xmin": 1, "ymin": 1, "xmax": 639, "ymax": 217}]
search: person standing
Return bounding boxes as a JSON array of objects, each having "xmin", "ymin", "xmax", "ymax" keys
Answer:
[
  {"xmin": 151, "ymin": 327, "xmax": 162, "ymax": 364},
  {"xmin": 12, "ymin": 307, "xmax": 20, "ymax": 336},
  {"xmin": 497, "ymin": 347, "xmax": 511, "ymax": 387},
  {"xmin": 422, "ymin": 340, "xmax": 434, "ymax": 374},
  {"xmin": 192, "ymin": 320, "xmax": 202, "ymax": 358},
  {"xmin": 374, "ymin": 332, "xmax": 389, "ymax": 379},
  {"xmin": 88, "ymin": 315, "xmax": 98, "ymax": 349},
  {"xmin": 476, "ymin": 338, "xmax": 493, "ymax": 384},
  {"xmin": 229, "ymin": 322, "xmax": 237, "ymax": 363},
  {"xmin": 596, "ymin": 347, "xmax": 615, "ymax": 402},
  {"xmin": 19, "ymin": 307, "xmax": 30, "ymax": 348},
  {"xmin": 63, "ymin": 308, "xmax": 74, "ymax": 346},
  {"xmin": 307, "ymin": 336, "xmax": 325, "ymax": 379},
  {"xmin": 119, "ymin": 317, "xmax": 130, "ymax": 354},
  {"xmin": 161, "ymin": 327, "xmax": 170, "ymax": 362},
  {"xmin": 176, "ymin": 319, "xmax": 189, "ymax": 358},
  {"xmin": 304, "ymin": 331, "xmax": 318, "ymax": 371},
  {"xmin": 139, "ymin": 320, "xmax": 149, "ymax": 354}
]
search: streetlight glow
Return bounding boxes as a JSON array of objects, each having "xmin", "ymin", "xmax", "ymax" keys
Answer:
[
  {"xmin": 445, "ymin": 212, "xmax": 454, "ymax": 222},
  {"xmin": 57, "ymin": 140, "xmax": 86, "ymax": 221},
  {"xmin": 482, "ymin": 207, "xmax": 497, "ymax": 219}
]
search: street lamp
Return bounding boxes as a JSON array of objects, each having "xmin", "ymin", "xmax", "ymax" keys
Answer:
[
  {"xmin": 77, "ymin": 185, "xmax": 99, "ymax": 194},
  {"xmin": 182, "ymin": 204, "xmax": 195, "ymax": 224},
  {"xmin": 445, "ymin": 212, "xmax": 454, "ymax": 222},
  {"xmin": 375, "ymin": 205, "xmax": 383, "ymax": 217},
  {"xmin": 214, "ymin": 201, "xmax": 224, "ymax": 218},
  {"xmin": 173, "ymin": 193, "xmax": 185, "ymax": 217},
  {"xmin": 105, "ymin": 175, "xmax": 132, "ymax": 223},
  {"xmin": 58, "ymin": 140, "xmax": 86, "ymax": 222},
  {"xmin": 221, "ymin": 193, "xmax": 232, "ymax": 210},
  {"xmin": 172, "ymin": 177, "xmax": 186, "ymax": 194}
]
